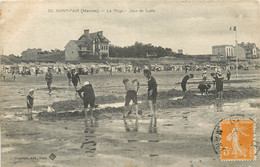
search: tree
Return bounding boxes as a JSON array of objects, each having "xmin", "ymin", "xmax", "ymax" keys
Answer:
[{"xmin": 109, "ymin": 42, "xmax": 175, "ymax": 58}]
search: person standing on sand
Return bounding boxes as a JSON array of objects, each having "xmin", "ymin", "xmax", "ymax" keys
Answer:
[
  {"xmin": 202, "ymin": 71, "xmax": 207, "ymax": 82},
  {"xmin": 58, "ymin": 67, "xmax": 61, "ymax": 75},
  {"xmin": 26, "ymin": 89, "xmax": 34, "ymax": 120},
  {"xmin": 90, "ymin": 67, "xmax": 94, "ymax": 75},
  {"xmin": 71, "ymin": 69, "xmax": 81, "ymax": 92},
  {"xmin": 143, "ymin": 69, "xmax": 158, "ymax": 117},
  {"xmin": 227, "ymin": 70, "xmax": 231, "ymax": 81},
  {"xmin": 67, "ymin": 69, "xmax": 72, "ymax": 85},
  {"xmin": 77, "ymin": 81, "xmax": 96, "ymax": 119},
  {"xmin": 213, "ymin": 69, "xmax": 224, "ymax": 100},
  {"xmin": 45, "ymin": 67, "xmax": 53, "ymax": 94},
  {"xmin": 12, "ymin": 70, "xmax": 16, "ymax": 81},
  {"xmin": 181, "ymin": 74, "xmax": 194, "ymax": 92},
  {"xmin": 123, "ymin": 78, "xmax": 140, "ymax": 118},
  {"xmin": 109, "ymin": 66, "xmax": 113, "ymax": 76},
  {"xmin": 35, "ymin": 67, "xmax": 39, "ymax": 76}
]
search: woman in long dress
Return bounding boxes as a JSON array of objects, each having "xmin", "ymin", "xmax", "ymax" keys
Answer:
[{"xmin": 226, "ymin": 122, "xmax": 249, "ymax": 157}]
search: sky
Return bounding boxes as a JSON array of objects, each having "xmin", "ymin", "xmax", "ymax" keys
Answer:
[{"xmin": 0, "ymin": 0, "xmax": 260, "ymax": 56}]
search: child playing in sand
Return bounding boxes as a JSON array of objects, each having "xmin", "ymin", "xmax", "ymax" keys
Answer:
[
  {"xmin": 213, "ymin": 69, "xmax": 224, "ymax": 100},
  {"xmin": 77, "ymin": 81, "xmax": 96, "ymax": 119},
  {"xmin": 143, "ymin": 69, "xmax": 158, "ymax": 117},
  {"xmin": 26, "ymin": 89, "xmax": 34, "ymax": 120},
  {"xmin": 198, "ymin": 83, "xmax": 211, "ymax": 95},
  {"xmin": 181, "ymin": 74, "xmax": 194, "ymax": 92},
  {"xmin": 123, "ymin": 78, "xmax": 140, "ymax": 118}
]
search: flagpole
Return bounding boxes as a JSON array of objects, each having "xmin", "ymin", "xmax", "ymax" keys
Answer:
[{"xmin": 235, "ymin": 26, "xmax": 238, "ymax": 78}]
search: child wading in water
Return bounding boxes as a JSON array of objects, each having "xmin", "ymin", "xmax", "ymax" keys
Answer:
[
  {"xmin": 27, "ymin": 89, "xmax": 34, "ymax": 120},
  {"xmin": 123, "ymin": 78, "xmax": 140, "ymax": 118},
  {"xmin": 143, "ymin": 69, "xmax": 158, "ymax": 117},
  {"xmin": 77, "ymin": 81, "xmax": 96, "ymax": 119}
]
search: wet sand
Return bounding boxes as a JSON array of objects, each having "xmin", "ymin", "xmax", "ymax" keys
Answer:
[
  {"xmin": 1, "ymin": 70, "xmax": 260, "ymax": 167},
  {"xmin": 2, "ymin": 100, "xmax": 260, "ymax": 167}
]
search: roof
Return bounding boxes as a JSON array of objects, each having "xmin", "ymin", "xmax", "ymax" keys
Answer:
[
  {"xmin": 70, "ymin": 40, "xmax": 90, "ymax": 47},
  {"xmin": 212, "ymin": 45, "xmax": 233, "ymax": 48},
  {"xmin": 237, "ymin": 43, "xmax": 256, "ymax": 50},
  {"xmin": 78, "ymin": 32, "xmax": 110, "ymax": 43}
]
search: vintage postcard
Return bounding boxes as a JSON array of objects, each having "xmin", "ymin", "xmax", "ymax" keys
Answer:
[{"xmin": 0, "ymin": 0, "xmax": 260, "ymax": 166}]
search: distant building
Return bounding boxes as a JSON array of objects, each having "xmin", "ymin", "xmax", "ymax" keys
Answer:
[
  {"xmin": 65, "ymin": 29, "xmax": 110, "ymax": 61},
  {"xmin": 257, "ymin": 48, "xmax": 260, "ymax": 58},
  {"xmin": 234, "ymin": 45, "xmax": 246, "ymax": 60},
  {"xmin": 212, "ymin": 42, "xmax": 259, "ymax": 61},
  {"xmin": 146, "ymin": 52, "xmax": 157, "ymax": 58},
  {"xmin": 178, "ymin": 49, "xmax": 183, "ymax": 54},
  {"xmin": 237, "ymin": 42, "xmax": 258, "ymax": 59},
  {"xmin": 212, "ymin": 45, "xmax": 234, "ymax": 61}
]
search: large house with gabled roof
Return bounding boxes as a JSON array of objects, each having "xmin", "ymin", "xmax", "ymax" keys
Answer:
[
  {"xmin": 237, "ymin": 42, "xmax": 258, "ymax": 59},
  {"xmin": 65, "ymin": 29, "xmax": 110, "ymax": 61}
]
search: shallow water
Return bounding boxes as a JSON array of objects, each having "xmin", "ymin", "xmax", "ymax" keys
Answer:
[{"xmin": 2, "ymin": 97, "xmax": 260, "ymax": 166}]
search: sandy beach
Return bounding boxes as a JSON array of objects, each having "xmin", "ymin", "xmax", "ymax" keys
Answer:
[{"xmin": 1, "ymin": 70, "xmax": 260, "ymax": 167}]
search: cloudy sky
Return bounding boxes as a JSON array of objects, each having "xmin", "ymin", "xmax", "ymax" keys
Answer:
[{"xmin": 1, "ymin": 0, "xmax": 259, "ymax": 55}]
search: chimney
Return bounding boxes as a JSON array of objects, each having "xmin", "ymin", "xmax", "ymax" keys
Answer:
[
  {"xmin": 84, "ymin": 29, "xmax": 89, "ymax": 36},
  {"xmin": 98, "ymin": 31, "xmax": 103, "ymax": 37}
]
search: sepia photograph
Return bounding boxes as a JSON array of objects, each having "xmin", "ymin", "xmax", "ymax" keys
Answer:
[{"xmin": 0, "ymin": 0, "xmax": 260, "ymax": 166}]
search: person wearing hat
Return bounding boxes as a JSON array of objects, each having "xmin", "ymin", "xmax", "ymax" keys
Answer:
[
  {"xmin": 202, "ymin": 71, "xmax": 207, "ymax": 82},
  {"xmin": 122, "ymin": 78, "xmax": 140, "ymax": 118},
  {"xmin": 71, "ymin": 69, "xmax": 81, "ymax": 92},
  {"xmin": 45, "ymin": 67, "xmax": 53, "ymax": 94},
  {"xmin": 213, "ymin": 69, "xmax": 224, "ymax": 99},
  {"xmin": 26, "ymin": 89, "xmax": 34, "ymax": 120},
  {"xmin": 77, "ymin": 81, "xmax": 96, "ymax": 119}
]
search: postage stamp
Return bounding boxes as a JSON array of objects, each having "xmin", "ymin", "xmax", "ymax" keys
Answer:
[{"xmin": 220, "ymin": 119, "xmax": 255, "ymax": 161}]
